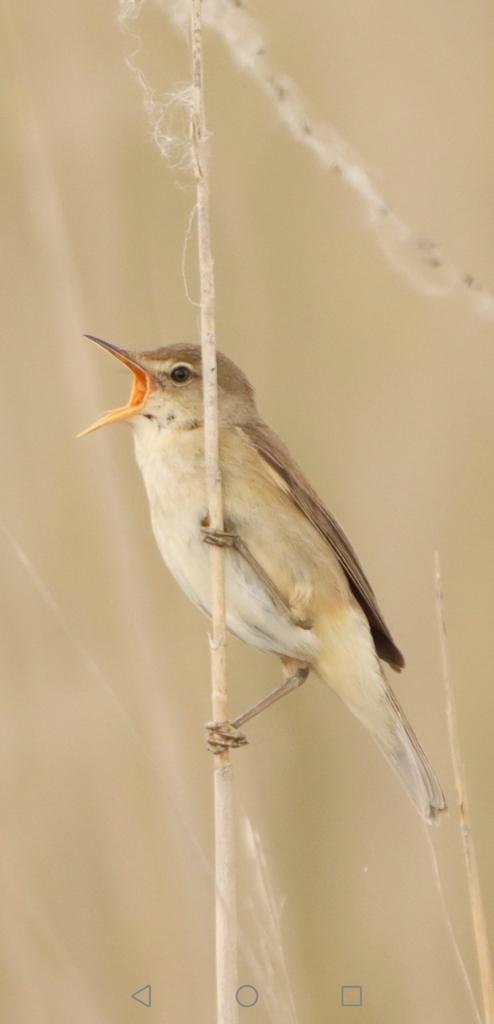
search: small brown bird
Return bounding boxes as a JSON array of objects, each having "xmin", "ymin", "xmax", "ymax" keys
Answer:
[{"xmin": 80, "ymin": 336, "xmax": 446, "ymax": 822}]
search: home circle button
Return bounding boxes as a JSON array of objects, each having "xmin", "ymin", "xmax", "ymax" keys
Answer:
[{"xmin": 236, "ymin": 985, "xmax": 259, "ymax": 1007}]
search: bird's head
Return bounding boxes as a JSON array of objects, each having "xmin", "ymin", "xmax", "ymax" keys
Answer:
[{"xmin": 78, "ymin": 337, "xmax": 257, "ymax": 437}]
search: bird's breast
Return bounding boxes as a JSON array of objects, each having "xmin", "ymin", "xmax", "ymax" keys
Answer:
[{"xmin": 133, "ymin": 426, "xmax": 211, "ymax": 610}]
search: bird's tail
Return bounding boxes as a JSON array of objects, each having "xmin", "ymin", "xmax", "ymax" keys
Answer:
[
  {"xmin": 315, "ymin": 608, "xmax": 446, "ymax": 823},
  {"xmin": 373, "ymin": 682, "xmax": 446, "ymax": 823}
]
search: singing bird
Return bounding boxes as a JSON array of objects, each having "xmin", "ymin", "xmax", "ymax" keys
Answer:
[{"xmin": 80, "ymin": 337, "xmax": 446, "ymax": 823}]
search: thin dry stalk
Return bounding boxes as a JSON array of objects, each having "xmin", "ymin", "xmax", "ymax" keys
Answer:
[
  {"xmin": 434, "ymin": 551, "xmax": 494, "ymax": 1024},
  {"xmin": 190, "ymin": 3, "xmax": 238, "ymax": 1022},
  {"xmin": 156, "ymin": 0, "xmax": 494, "ymax": 321}
]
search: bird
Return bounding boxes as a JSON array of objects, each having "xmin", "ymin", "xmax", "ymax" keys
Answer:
[{"xmin": 80, "ymin": 336, "xmax": 446, "ymax": 823}]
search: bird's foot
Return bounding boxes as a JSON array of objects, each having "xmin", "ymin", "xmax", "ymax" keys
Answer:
[
  {"xmin": 205, "ymin": 720, "xmax": 249, "ymax": 753},
  {"xmin": 201, "ymin": 527, "xmax": 239, "ymax": 549}
]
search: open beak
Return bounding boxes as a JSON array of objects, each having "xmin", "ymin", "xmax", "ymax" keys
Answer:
[{"xmin": 78, "ymin": 335, "xmax": 156, "ymax": 437}]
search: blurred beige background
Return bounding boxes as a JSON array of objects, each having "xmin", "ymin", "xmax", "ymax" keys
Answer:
[{"xmin": 1, "ymin": 0, "xmax": 493, "ymax": 1021}]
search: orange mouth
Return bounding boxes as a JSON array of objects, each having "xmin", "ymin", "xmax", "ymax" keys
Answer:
[{"xmin": 78, "ymin": 335, "xmax": 156, "ymax": 437}]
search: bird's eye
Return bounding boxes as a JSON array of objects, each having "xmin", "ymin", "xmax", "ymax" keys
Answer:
[{"xmin": 170, "ymin": 364, "xmax": 191, "ymax": 384}]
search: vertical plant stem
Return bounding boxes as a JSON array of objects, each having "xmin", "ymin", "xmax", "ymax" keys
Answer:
[
  {"xmin": 190, "ymin": 3, "xmax": 238, "ymax": 1023},
  {"xmin": 434, "ymin": 552, "xmax": 494, "ymax": 1024}
]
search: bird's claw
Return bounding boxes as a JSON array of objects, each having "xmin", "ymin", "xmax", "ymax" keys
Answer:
[
  {"xmin": 205, "ymin": 720, "xmax": 249, "ymax": 753},
  {"xmin": 202, "ymin": 528, "xmax": 239, "ymax": 549}
]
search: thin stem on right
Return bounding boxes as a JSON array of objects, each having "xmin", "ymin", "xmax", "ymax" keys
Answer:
[{"xmin": 434, "ymin": 551, "xmax": 494, "ymax": 1024}]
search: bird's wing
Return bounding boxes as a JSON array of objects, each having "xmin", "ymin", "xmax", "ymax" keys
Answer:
[{"xmin": 238, "ymin": 418, "xmax": 405, "ymax": 671}]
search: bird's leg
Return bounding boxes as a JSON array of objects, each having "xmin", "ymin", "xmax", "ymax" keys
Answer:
[
  {"xmin": 205, "ymin": 659, "xmax": 310, "ymax": 752},
  {"xmin": 232, "ymin": 659, "xmax": 310, "ymax": 728},
  {"xmin": 202, "ymin": 517, "xmax": 312, "ymax": 751},
  {"xmin": 202, "ymin": 524, "xmax": 312, "ymax": 629}
]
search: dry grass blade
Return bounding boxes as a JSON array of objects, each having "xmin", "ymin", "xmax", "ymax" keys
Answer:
[
  {"xmin": 242, "ymin": 819, "xmax": 299, "ymax": 1024},
  {"xmin": 155, "ymin": 0, "xmax": 494, "ymax": 320},
  {"xmin": 434, "ymin": 551, "xmax": 494, "ymax": 1024}
]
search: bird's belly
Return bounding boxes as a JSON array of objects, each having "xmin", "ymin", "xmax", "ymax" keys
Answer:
[
  {"xmin": 149, "ymin": 498, "xmax": 317, "ymax": 662},
  {"xmin": 134, "ymin": 432, "xmax": 318, "ymax": 661}
]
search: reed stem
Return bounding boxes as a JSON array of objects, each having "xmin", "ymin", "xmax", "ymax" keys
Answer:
[{"xmin": 190, "ymin": 4, "xmax": 238, "ymax": 1021}]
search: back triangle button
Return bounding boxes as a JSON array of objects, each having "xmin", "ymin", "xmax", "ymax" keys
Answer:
[{"xmin": 131, "ymin": 985, "xmax": 152, "ymax": 1007}]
